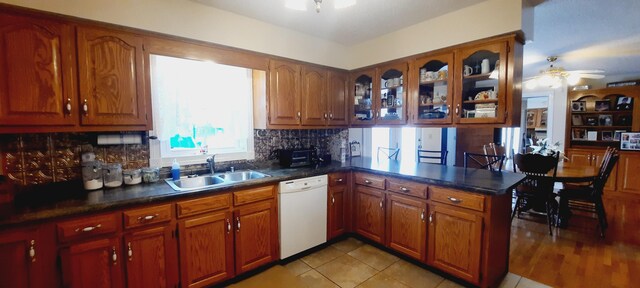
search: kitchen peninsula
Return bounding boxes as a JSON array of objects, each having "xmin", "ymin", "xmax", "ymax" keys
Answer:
[{"xmin": 1, "ymin": 158, "xmax": 524, "ymax": 288}]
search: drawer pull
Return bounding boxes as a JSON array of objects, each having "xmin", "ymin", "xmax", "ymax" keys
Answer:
[
  {"xmin": 364, "ymin": 180, "xmax": 372, "ymax": 184},
  {"xmin": 137, "ymin": 214, "xmax": 159, "ymax": 222},
  {"xmin": 127, "ymin": 242, "xmax": 133, "ymax": 262},
  {"xmin": 400, "ymin": 187, "xmax": 410, "ymax": 192},
  {"xmin": 112, "ymin": 246, "xmax": 117, "ymax": 265},
  {"xmin": 447, "ymin": 197, "xmax": 462, "ymax": 203},
  {"xmin": 75, "ymin": 224, "xmax": 101, "ymax": 233},
  {"xmin": 29, "ymin": 240, "xmax": 36, "ymax": 263}
]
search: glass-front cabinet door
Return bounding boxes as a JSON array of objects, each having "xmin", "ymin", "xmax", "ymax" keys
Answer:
[
  {"xmin": 412, "ymin": 53, "xmax": 453, "ymax": 124},
  {"xmin": 351, "ymin": 70, "xmax": 376, "ymax": 125},
  {"xmin": 377, "ymin": 63, "xmax": 408, "ymax": 125},
  {"xmin": 455, "ymin": 41, "xmax": 507, "ymax": 124}
]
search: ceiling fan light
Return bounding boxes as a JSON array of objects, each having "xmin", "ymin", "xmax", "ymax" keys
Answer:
[
  {"xmin": 285, "ymin": 0, "xmax": 307, "ymax": 11},
  {"xmin": 315, "ymin": 0, "xmax": 322, "ymax": 13},
  {"xmin": 525, "ymin": 79, "xmax": 538, "ymax": 90},
  {"xmin": 334, "ymin": 0, "xmax": 356, "ymax": 9},
  {"xmin": 538, "ymin": 74, "xmax": 554, "ymax": 87}
]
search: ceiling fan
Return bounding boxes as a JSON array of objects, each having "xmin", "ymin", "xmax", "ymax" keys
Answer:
[{"xmin": 525, "ymin": 56, "xmax": 605, "ymax": 89}]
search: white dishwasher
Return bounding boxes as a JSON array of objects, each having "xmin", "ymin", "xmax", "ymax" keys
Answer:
[{"xmin": 278, "ymin": 174, "xmax": 328, "ymax": 259}]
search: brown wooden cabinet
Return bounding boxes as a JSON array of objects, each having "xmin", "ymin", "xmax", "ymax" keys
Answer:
[
  {"xmin": 351, "ymin": 69, "xmax": 376, "ymax": 125},
  {"xmin": 0, "ymin": 12, "xmax": 77, "ymax": 127},
  {"xmin": 327, "ymin": 71, "xmax": 349, "ymax": 126},
  {"xmin": 427, "ymin": 203, "xmax": 482, "ymax": 284},
  {"xmin": 328, "ymin": 172, "xmax": 348, "ymax": 240},
  {"xmin": 354, "ymin": 185, "xmax": 386, "ymax": 243},
  {"xmin": 410, "ymin": 53, "xmax": 454, "ymax": 125},
  {"xmin": 77, "ymin": 26, "xmax": 147, "ymax": 127},
  {"xmin": 566, "ymin": 148, "xmax": 617, "ymax": 191},
  {"xmin": 386, "ymin": 194, "xmax": 427, "ymax": 261},
  {"xmin": 234, "ymin": 199, "xmax": 278, "ymax": 274},
  {"xmin": 0, "ymin": 225, "xmax": 57, "ymax": 288},
  {"xmin": 616, "ymin": 153, "xmax": 640, "ymax": 196},
  {"xmin": 377, "ymin": 62, "xmax": 408, "ymax": 125},
  {"xmin": 60, "ymin": 237, "xmax": 124, "ymax": 288},
  {"xmin": 301, "ymin": 65, "xmax": 328, "ymax": 126},
  {"xmin": 268, "ymin": 59, "xmax": 301, "ymax": 125}
]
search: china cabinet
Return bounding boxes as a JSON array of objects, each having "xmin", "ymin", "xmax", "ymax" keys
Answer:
[
  {"xmin": 377, "ymin": 63, "xmax": 408, "ymax": 125},
  {"xmin": 410, "ymin": 53, "xmax": 454, "ymax": 124},
  {"xmin": 351, "ymin": 69, "xmax": 376, "ymax": 125}
]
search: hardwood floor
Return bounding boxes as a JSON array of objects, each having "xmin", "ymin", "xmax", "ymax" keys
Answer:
[{"xmin": 509, "ymin": 216, "xmax": 640, "ymax": 288}]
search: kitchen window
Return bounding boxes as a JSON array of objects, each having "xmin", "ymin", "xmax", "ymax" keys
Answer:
[{"xmin": 149, "ymin": 54, "xmax": 255, "ymax": 167}]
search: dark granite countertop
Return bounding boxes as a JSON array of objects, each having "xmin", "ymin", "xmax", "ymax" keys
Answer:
[{"xmin": 0, "ymin": 158, "xmax": 524, "ymax": 229}]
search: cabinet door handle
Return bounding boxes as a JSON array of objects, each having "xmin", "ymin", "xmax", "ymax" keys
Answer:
[
  {"xmin": 364, "ymin": 179, "xmax": 372, "ymax": 184},
  {"xmin": 65, "ymin": 98, "xmax": 72, "ymax": 115},
  {"xmin": 331, "ymin": 195, "xmax": 335, "ymax": 205},
  {"xmin": 296, "ymin": 111, "xmax": 301, "ymax": 119},
  {"xmin": 111, "ymin": 246, "xmax": 117, "ymax": 266},
  {"xmin": 324, "ymin": 113, "xmax": 328, "ymax": 119},
  {"xmin": 82, "ymin": 99, "xmax": 88, "ymax": 116},
  {"xmin": 377, "ymin": 111, "xmax": 380, "ymax": 118},
  {"xmin": 29, "ymin": 240, "xmax": 36, "ymax": 263},
  {"xmin": 137, "ymin": 214, "xmax": 159, "ymax": 222},
  {"xmin": 447, "ymin": 105, "xmax": 451, "ymax": 116},
  {"xmin": 421, "ymin": 210, "xmax": 425, "ymax": 222},
  {"xmin": 400, "ymin": 187, "xmax": 410, "ymax": 192},
  {"xmin": 429, "ymin": 212, "xmax": 433, "ymax": 224},
  {"xmin": 329, "ymin": 113, "xmax": 334, "ymax": 119},
  {"xmin": 455, "ymin": 104, "xmax": 460, "ymax": 116},
  {"xmin": 379, "ymin": 200, "xmax": 384, "ymax": 209},
  {"xmin": 75, "ymin": 224, "xmax": 101, "ymax": 233},
  {"xmin": 447, "ymin": 197, "xmax": 462, "ymax": 203},
  {"xmin": 127, "ymin": 242, "xmax": 133, "ymax": 262},
  {"xmin": 226, "ymin": 219, "xmax": 231, "ymax": 234},
  {"xmin": 336, "ymin": 178, "xmax": 343, "ymax": 183},
  {"xmin": 236, "ymin": 217, "xmax": 241, "ymax": 232}
]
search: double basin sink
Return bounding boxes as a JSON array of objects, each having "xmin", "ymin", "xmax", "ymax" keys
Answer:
[{"xmin": 165, "ymin": 170, "xmax": 270, "ymax": 191}]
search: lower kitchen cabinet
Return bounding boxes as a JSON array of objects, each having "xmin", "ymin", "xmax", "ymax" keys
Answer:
[
  {"xmin": 427, "ymin": 203, "xmax": 483, "ymax": 284},
  {"xmin": 178, "ymin": 210, "xmax": 234, "ymax": 288},
  {"xmin": 386, "ymin": 194, "xmax": 427, "ymax": 261},
  {"xmin": 0, "ymin": 225, "xmax": 56, "ymax": 288},
  {"xmin": 234, "ymin": 199, "xmax": 278, "ymax": 274},
  {"xmin": 354, "ymin": 186, "xmax": 386, "ymax": 244},
  {"xmin": 328, "ymin": 173, "xmax": 348, "ymax": 240},
  {"xmin": 60, "ymin": 237, "xmax": 124, "ymax": 288},
  {"xmin": 123, "ymin": 225, "xmax": 176, "ymax": 288}
]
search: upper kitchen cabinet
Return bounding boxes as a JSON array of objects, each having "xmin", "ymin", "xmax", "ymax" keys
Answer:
[
  {"xmin": 0, "ymin": 12, "xmax": 77, "ymax": 127},
  {"xmin": 301, "ymin": 65, "xmax": 327, "ymax": 126},
  {"xmin": 454, "ymin": 37, "xmax": 522, "ymax": 126},
  {"xmin": 410, "ymin": 53, "xmax": 453, "ymax": 125},
  {"xmin": 268, "ymin": 59, "xmax": 301, "ymax": 126},
  {"xmin": 377, "ymin": 62, "xmax": 408, "ymax": 125},
  {"xmin": 77, "ymin": 27, "xmax": 148, "ymax": 127},
  {"xmin": 351, "ymin": 69, "xmax": 376, "ymax": 126},
  {"xmin": 327, "ymin": 71, "xmax": 349, "ymax": 126}
]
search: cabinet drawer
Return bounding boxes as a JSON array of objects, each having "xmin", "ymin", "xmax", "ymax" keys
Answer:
[
  {"xmin": 386, "ymin": 178, "xmax": 427, "ymax": 199},
  {"xmin": 177, "ymin": 193, "xmax": 230, "ymax": 218},
  {"xmin": 123, "ymin": 203, "xmax": 172, "ymax": 229},
  {"xmin": 354, "ymin": 173, "xmax": 385, "ymax": 190},
  {"xmin": 57, "ymin": 213, "xmax": 118, "ymax": 242},
  {"xmin": 429, "ymin": 186, "xmax": 485, "ymax": 212},
  {"xmin": 234, "ymin": 185, "xmax": 275, "ymax": 206},
  {"xmin": 328, "ymin": 173, "xmax": 347, "ymax": 186}
]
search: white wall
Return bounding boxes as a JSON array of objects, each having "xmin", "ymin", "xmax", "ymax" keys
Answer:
[
  {"xmin": 346, "ymin": 0, "xmax": 523, "ymax": 68},
  {"xmin": 523, "ymin": 84, "xmax": 568, "ymax": 150},
  {"xmin": 2, "ymin": 0, "xmax": 522, "ymax": 69}
]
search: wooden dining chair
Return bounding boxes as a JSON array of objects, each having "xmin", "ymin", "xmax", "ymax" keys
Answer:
[
  {"xmin": 417, "ymin": 150, "xmax": 448, "ymax": 165},
  {"xmin": 512, "ymin": 152, "xmax": 560, "ymax": 235},
  {"xmin": 377, "ymin": 147, "xmax": 400, "ymax": 160},
  {"xmin": 557, "ymin": 147, "xmax": 619, "ymax": 237},
  {"xmin": 464, "ymin": 152, "xmax": 506, "ymax": 172}
]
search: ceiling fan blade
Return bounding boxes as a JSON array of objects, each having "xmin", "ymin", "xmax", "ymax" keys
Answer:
[
  {"xmin": 580, "ymin": 73, "xmax": 605, "ymax": 79},
  {"xmin": 568, "ymin": 69, "xmax": 605, "ymax": 74}
]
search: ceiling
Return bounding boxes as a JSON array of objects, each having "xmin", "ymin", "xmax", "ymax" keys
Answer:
[
  {"xmin": 192, "ymin": 0, "xmax": 486, "ymax": 45},
  {"xmin": 193, "ymin": 0, "xmax": 640, "ymax": 81}
]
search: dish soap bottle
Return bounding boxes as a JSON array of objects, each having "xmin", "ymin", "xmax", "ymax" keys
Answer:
[{"xmin": 171, "ymin": 159, "xmax": 180, "ymax": 180}]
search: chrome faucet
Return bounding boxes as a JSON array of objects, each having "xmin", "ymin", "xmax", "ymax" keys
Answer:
[{"xmin": 206, "ymin": 155, "xmax": 216, "ymax": 174}]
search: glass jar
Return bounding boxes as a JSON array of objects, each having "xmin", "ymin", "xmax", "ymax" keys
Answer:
[
  {"xmin": 82, "ymin": 161, "xmax": 103, "ymax": 190},
  {"xmin": 123, "ymin": 169, "xmax": 142, "ymax": 185},
  {"xmin": 103, "ymin": 163, "xmax": 123, "ymax": 188},
  {"xmin": 141, "ymin": 167, "xmax": 160, "ymax": 183}
]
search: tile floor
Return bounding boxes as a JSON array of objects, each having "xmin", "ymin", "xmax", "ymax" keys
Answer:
[{"xmin": 228, "ymin": 238, "xmax": 551, "ymax": 288}]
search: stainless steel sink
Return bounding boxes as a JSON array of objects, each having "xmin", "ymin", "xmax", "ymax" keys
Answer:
[
  {"xmin": 217, "ymin": 170, "xmax": 270, "ymax": 182},
  {"xmin": 165, "ymin": 170, "xmax": 270, "ymax": 191},
  {"xmin": 165, "ymin": 175, "xmax": 226, "ymax": 191}
]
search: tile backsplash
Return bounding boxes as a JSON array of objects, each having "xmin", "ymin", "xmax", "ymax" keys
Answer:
[{"xmin": 0, "ymin": 129, "xmax": 347, "ymax": 186}]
